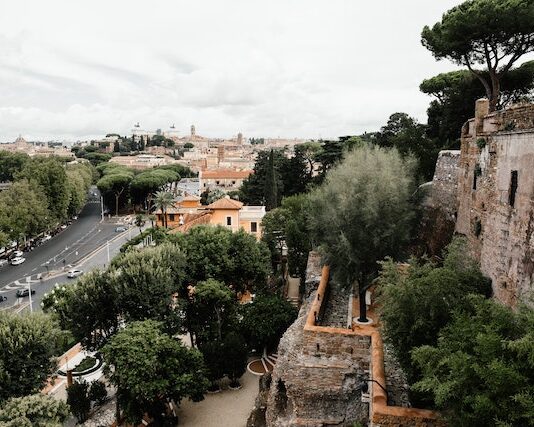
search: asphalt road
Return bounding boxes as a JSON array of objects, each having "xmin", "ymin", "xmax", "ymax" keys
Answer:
[{"xmin": 0, "ymin": 188, "xmax": 142, "ymax": 312}]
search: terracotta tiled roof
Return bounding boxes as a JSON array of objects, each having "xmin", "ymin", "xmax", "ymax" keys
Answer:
[
  {"xmin": 169, "ymin": 212, "xmax": 213, "ymax": 233},
  {"xmin": 206, "ymin": 197, "xmax": 243, "ymax": 210},
  {"xmin": 200, "ymin": 169, "xmax": 252, "ymax": 179}
]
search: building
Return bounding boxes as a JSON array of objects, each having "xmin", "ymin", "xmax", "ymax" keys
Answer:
[
  {"xmin": 176, "ymin": 178, "xmax": 201, "ymax": 196},
  {"xmin": 109, "ymin": 154, "xmax": 178, "ymax": 170},
  {"xmin": 199, "ymin": 168, "xmax": 252, "ymax": 192},
  {"xmin": 156, "ymin": 195, "xmax": 265, "ymax": 238}
]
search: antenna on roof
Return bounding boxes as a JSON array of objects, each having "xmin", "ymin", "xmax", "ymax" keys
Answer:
[
  {"xmin": 170, "ymin": 124, "xmax": 175, "ymax": 129},
  {"xmin": 135, "ymin": 122, "xmax": 140, "ymax": 128}
]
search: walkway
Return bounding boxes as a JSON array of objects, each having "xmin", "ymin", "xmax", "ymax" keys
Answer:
[{"xmin": 176, "ymin": 372, "xmax": 259, "ymax": 427}]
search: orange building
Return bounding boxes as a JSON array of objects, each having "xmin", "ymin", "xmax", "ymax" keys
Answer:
[{"xmin": 157, "ymin": 196, "xmax": 265, "ymax": 238}]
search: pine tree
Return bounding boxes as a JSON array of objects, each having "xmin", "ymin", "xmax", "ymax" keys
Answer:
[{"xmin": 264, "ymin": 149, "xmax": 278, "ymax": 210}]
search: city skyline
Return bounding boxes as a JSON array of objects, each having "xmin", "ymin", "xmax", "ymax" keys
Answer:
[{"xmin": 0, "ymin": 0, "xmax": 477, "ymax": 141}]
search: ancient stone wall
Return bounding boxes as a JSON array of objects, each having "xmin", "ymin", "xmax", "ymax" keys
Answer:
[
  {"xmin": 456, "ymin": 100, "xmax": 534, "ymax": 308},
  {"xmin": 429, "ymin": 150, "xmax": 461, "ymax": 216},
  {"xmin": 265, "ymin": 258, "xmax": 371, "ymax": 427}
]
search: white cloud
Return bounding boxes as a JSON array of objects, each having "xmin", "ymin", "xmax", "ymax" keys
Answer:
[{"xmin": 0, "ymin": 0, "xmax": 469, "ymax": 141}]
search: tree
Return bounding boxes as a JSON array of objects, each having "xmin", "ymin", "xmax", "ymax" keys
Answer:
[
  {"xmin": 421, "ymin": 62, "xmax": 534, "ymax": 145},
  {"xmin": 134, "ymin": 213, "xmax": 145, "ymax": 233},
  {"xmin": 377, "ymin": 237, "xmax": 492, "ymax": 383},
  {"xmin": 153, "ymin": 191, "xmax": 174, "ymax": 228},
  {"xmin": 421, "ymin": 0, "xmax": 534, "ymax": 111},
  {"xmin": 16, "ymin": 157, "xmax": 70, "ymax": 223},
  {"xmin": 66, "ymin": 380, "xmax": 91, "ymax": 423},
  {"xmin": 0, "ymin": 312, "xmax": 63, "ymax": 402},
  {"xmin": 295, "ymin": 141, "xmax": 322, "ymax": 180},
  {"xmin": 96, "ymin": 171, "xmax": 133, "ymax": 217},
  {"xmin": 88, "ymin": 381, "xmax": 108, "ymax": 406},
  {"xmin": 308, "ymin": 146, "xmax": 416, "ymax": 322},
  {"xmin": 200, "ymin": 188, "xmax": 226, "ymax": 205},
  {"xmin": 241, "ymin": 294, "xmax": 297, "ymax": 355},
  {"xmin": 264, "ymin": 150, "xmax": 279, "ymax": 211},
  {"xmin": 240, "ymin": 150, "xmax": 286, "ymax": 205},
  {"xmin": 101, "ymin": 320, "xmax": 209, "ymax": 425},
  {"xmin": 372, "ymin": 113, "xmax": 439, "ymax": 182},
  {"xmin": 261, "ymin": 194, "xmax": 312, "ymax": 279},
  {"xmin": 175, "ymin": 226, "xmax": 271, "ymax": 295},
  {"xmin": 198, "ymin": 341, "xmax": 226, "ymax": 391},
  {"xmin": 113, "ymin": 244, "xmax": 186, "ymax": 324},
  {"xmin": 0, "ymin": 394, "xmax": 69, "ymax": 427},
  {"xmin": 130, "ymin": 169, "xmax": 179, "ymax": 208},
  {"xmin": 42, "ymin": 270, "xmax": 121, "ymax": 350},
  {"xmin": 0, "ymin": 180, "xmax": 50, "ymax": 244},
  {"xmin": 188, "ymin": 279, "xmax": 236, "ymax": 344},
  {"xmin": 0, "ymin": 151, "xmax": 29, "ymax": 182},
  {"xmin": 412, "ymin": 295, "xmax": 534, "ymax": 426},
  {"xmin": 222, "ymin": 331, "xmax": 248, "ymax": 388}
]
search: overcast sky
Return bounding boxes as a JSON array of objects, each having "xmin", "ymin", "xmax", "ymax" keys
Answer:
[{"xmin": 0, "ymin": 0, "xmax": 469, "ymax": 141}]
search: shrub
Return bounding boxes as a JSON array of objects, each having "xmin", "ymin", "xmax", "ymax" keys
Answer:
[
  {"xmin": 88, "ymin": 381, "xmax": 108, "ymax": 406},
  {"xmin": 66, "ymin": 380, "xmax": 91, "ymax": 423}
]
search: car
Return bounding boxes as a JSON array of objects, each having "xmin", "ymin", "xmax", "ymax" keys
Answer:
[
  {"xmin": 40, "ymin": 235, "xmax": 52, "ymax": 244},
  {"xmin": 60, "ymin": 224, "xmax": 67, "ymax": 230},
  {"xmin": 67, "ymin": 269, "xmax": 84, "ymax": 278},
  {"xmin": 115, "ymin": 226, "xmax": 127, "ymax": 232},
  {"xmin": 73, "ymin": 215, "xmax": 78, "ymax": 220},
  {"xmin": 16, "ymin": 289, "xmax": 35, "ymax": 298},
  {"xmin": 8, "ymin": 250, "xmax": 23, "ymax": 260},
  {"xmin": 10, "ymin": 257, "xmax": 26, "ymax": 265},
  {"xmin": 0, "ymin": 296, "xmax": 7, "ymax": 303}
]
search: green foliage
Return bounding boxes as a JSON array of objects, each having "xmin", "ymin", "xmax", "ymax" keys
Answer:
[
  {"xmin": 114, "ymin": 243, "xmax": 186, "ymax": 323},
  {"xmin": 200, "ymin": 188, "xmax": 226, "ymax": 205},
  {"xmin": 101, "ymin": 320, "xmax": 209, "ymax": 425},
  {"xmin": 241, "ymin": 294, "xmax": 297, "ymax": 352},
  {"xmin": 188, "ymin": 279, "xmax": 236, "ymax": 343},
  {"xmin": 0, "ymin": 312, "xmax": 63, "ymax": 402},
  {"xmin": 0, "ymin": 180, "xmax": 50, "ymax": 242},
  {"xmin": 0, "ymin": 394, "xmax": 69, "ymax": 427},
  {"xmin": 119, "ymin": 227, "xmax": 169, "ymax": 253},
  {"xmin": 309, "ymin": 146, "xmax": 416, "ymax": 290},
  {"xmin": 222, "ymin": 331, "xmax": 248, "ymax": 386},
  {"xmin": 16, "ymin": 157, "xmax": 70, "ymax": 223},
  {"xmin": 42, "ymin": 271, "xmax": 120, "ymax": 350},
  {"xmin": 176, "ymin": 226, "xmax": 271, "ymax": 294},
  {"xmin": 264, "ymin": 150, "xmax": 279, "ymax": 210},
  {"xmin": 372, "ymin": 112, "xmax": 439, "ymax": 182},
  {"xmin": 88, "ymin": 380, "xmax": 108, "ymax": 406},
  {"xmin": 0, "ymin": 151, "xmax": 29, "ymax": 182},
  {"xmin": 66, "ymin": 380, "xmax": 91, "ymax": 423},
  {"xmin": 262, "ymin": 194, "xmax": 312, "ymax": 278},
  {"xmin": 96, "ymin": 169, "xmax": 134, "ymax": 216},
  {"xmin": 199, "ymin": 340, "xmax": 226, "ymax": 386},
  {"xmin": 130, "ymin": 169, "xmax": 179, "ymax": 207},
  {"xmin": 240, "ymin": 148, "xmax": 311, "ymax": 206},
  {"xmin": 412, "ymin": 295, "xmax": 534, "ymax": 426},
  {"xmin": 421, "ymin": 0, "xmax": 534, "ymax": 110},
  {"xmin": 153, "ymin": 191, "xmax": 174, "ymax": 227},
  {"xmin": 378, "ymin": 237, "xmax": 492, "ymax": 383}
]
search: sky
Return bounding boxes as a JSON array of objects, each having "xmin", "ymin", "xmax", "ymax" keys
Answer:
[{"xmin": 0, "ymin": 0, "xmax": 468, "ymax": 142}]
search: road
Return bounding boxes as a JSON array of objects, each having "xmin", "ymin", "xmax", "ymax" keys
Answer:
[{"xmin": 0, "ymin": 189, "xmax": 143, "ymax": 313}]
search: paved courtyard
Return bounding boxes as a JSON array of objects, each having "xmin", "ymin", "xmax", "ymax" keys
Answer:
[{"xmin": 176, "ymin": 372, "xmax": 259, "ymax": 427}]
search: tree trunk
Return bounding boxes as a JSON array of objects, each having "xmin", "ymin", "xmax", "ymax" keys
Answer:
[
  {"xmin": 489, "ymin": 73, "xmax": 501, "ymax": 112},
  {"xmin": 115, "ymin": 194, "xmax": 119, "ymax": 217}
]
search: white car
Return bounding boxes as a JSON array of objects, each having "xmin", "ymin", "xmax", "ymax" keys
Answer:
[
  {"xmin": 10, "ymin": 257, "xmax": 26, "ymax": 266},
  {"xmin": 67, "ymin": 269, "xmax": 84, "ymax": 278},
  {"xmin": 40, "ymin": 235, "xmax": 52, "ymax": 243},
  {"xmin": 11, "ymin": 250, "xmax": 23, "ymax": 258}
]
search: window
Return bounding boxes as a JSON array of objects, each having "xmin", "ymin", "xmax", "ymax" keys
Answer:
[
  {"xmin": 216, "ymin": 180, "xmax": 220, "ymax": 185},
  {"xmin": 509, "ymin": 170, "xmax": 518, "ymax": 207},
  {"xmin": 226, "ymin": 216, "xmax": 232, "ymax": 226},
  {"xmin": 232, "ymin": 180, "xmax": 236, "ymax": 185},
  {"xmin": 251, "ymin": 222, "xmax": 257, "ymax": 233},
  {"xmin": 169, "ymin": 214, "xmax": 175, "ymax": 222}
]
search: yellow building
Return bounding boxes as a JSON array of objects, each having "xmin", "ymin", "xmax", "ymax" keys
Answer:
[{"xmin": 159, "ymin": 196, "xmax": 265, "ymax": 238}]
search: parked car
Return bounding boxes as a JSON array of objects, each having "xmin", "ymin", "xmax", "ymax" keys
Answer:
[
  {"xmin": 8, "ymin": 250, "xmax": 23, "ymax": 260},
  {"xmin": 40, "ymin": 235, "xmax": 52, "ymax": 244},
  {"xmin": 60, "ymin": 224, "xmax": 67, "ymax": 230},
  {"xmin": 10, "ymin": 257, "xmax": 26, "ymax": 266},
  {"xmin": 16, "ymin": 289, "xmax": 35, "ymax": 298},
  {"xmin": 0, "ymin": 296, "xmax": 7, "ymax": 303},
  {"xmin": 115, "ymin": 226, "xmax": 127, "ymax": 232},
  {"xmin": 67, "ymin": 269, "xmax": 84, "ymax": 278},
  {"xmin": 73, "ymin": 215, "xmax": 78, "ymax": 220}
]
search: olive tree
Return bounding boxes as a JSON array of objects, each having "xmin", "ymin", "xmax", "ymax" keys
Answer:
[{"xmin": 308, "ymin": 146, "xmax": 416, "ymax": 322}]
